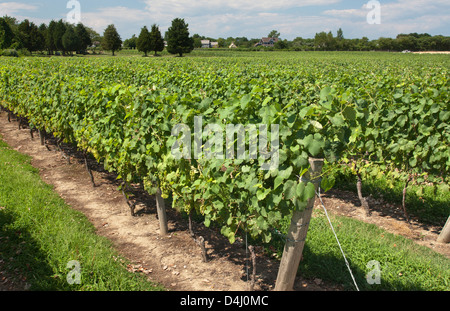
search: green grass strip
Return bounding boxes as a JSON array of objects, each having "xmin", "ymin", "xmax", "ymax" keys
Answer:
[
  {"xmin": 266, "ymin": 209, "xmax": 450, "ymax": 291},
  {"xmin": 0, "ymin": 136, "xmax": 165, "ymax": 291}
]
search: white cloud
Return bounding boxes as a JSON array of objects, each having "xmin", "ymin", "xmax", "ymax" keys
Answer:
[
  {"xmin": 140, "ymin": 0, "xmax": 342, "ymax": 32},
  {"xmin": 144, "ymin": 0, "xmax": 341, "ymax": 14},
  {"xmin": 93, "ymin": 0, "xmax": 341, "ymax": 39},
  {"xmin": 320, "ymin": 0, "xmax": 450, "ymax": 38},
  {"xmin": 81, "ymin": 7, "xmax": 152, "ymax": 35},
  {"xmin": 380, "ymin": 0, "xmax": 450, "ymax": 20},
  {"xmin": 0, "ymin": 2, "xmax": 50, "ymax": 26},
  {"xmin": 323, "ymin": 8, "xmax": 367, "ymax": 19},
  {"xmin": 0, "ymin": 1, "xmax": 38, "ymax": 15},
  {"xmin": 42, "ymin": 0, "xmax": 448, "ymax": 40}
]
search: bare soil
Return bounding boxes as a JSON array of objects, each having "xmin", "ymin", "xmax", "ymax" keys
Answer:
[
  {"xmin": 412, "ymin": 51, "xmax": 450, "ymax": 54},
  {"xmin": 0, "ymin": 111, "xmax": 448, "ymax": 291}
]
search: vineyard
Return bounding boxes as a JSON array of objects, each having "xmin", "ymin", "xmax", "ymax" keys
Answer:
[{"xmin": 0, "ymin": 51, "xmax": 449, "ymax": 290}]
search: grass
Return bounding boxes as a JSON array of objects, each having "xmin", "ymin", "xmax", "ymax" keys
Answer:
[
  {"xmin": 0, "ymin": 136, "xmax": 165, "ymax": 291},
  {"xmin": 263, "ymin": 209, "xmax": 450, "ymax": 291},
  {"xmin": 304, "ymin": 211, "xmax": 449, "ymax": 291}
]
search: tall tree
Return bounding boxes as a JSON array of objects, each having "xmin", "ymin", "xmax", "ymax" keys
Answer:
[
  {"xmin": 85, "ymin": 26, "xmax": 100, "ymax": 43},
  {"xmin": 103, "ymin": 24, "xmax": 122, "ymax": 56},
  {"xmin": 149, "ymin": 24, "xmax": 164, "ymax": 56},
  {"xmin": 0, "ymin": 17, "xmax": 15, "ymax": 49},
  {"xmin": 337, "ymin": 28, "xmax": 344, "ymax": 41},
  {"xmin": 314, "ymin": 32, "xmax": 327, "ymax": 50},
  {"xmin": 62, "ymin": 25, "xmax": 81, "ymax": 55},
  {"xmin": 217, "ymin": 37, "xmax": 225, "ymax": 48},
  {"xmin": 54, "ymin": 19, "xmax": 67, "ymax": 54},
  {"xmin": 37, "ymin": 23, "xmax": 47, "ymax": 52},
  {"xmin": 326, "ymin": 31, "xmax": 336, "ymax": 50},
  {"xmin": 46, "ymin": 20, "xmax": 57, "ymax": 54},
  {"xmin": 137, "ymin": 26, "xmax": 151, "ymax": 56},
  {"xmin": 166, "ymin": 18, "xmax": 193, "ymax": 57},
  {"xmin": 18, "ymin": 19, "xmax": 44, "ymax": 53},
  {"xmin": 274, "ymin": 39, "xmax": 288, "ymax": 49},
  {"xmin": 124, "ymin": 34, "xmax": 137, "ymax": 49},
  {"xmin": 75, "ymin": 23, "xmax": 92, "ymax": 53},
  {"xmin": 268, "ymin": 30, "xmax": 280, "ymax": 38}
]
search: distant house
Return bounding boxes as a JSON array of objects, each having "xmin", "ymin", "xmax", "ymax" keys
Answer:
[
  {"xmin": 229, "ymin": 42, "xmax": 237, "ymax": 49},
  {"xmin": 201, "ymin": 40, "xmax": 219, "ymax": 48},
  {"xmin": 201, "ymin": 40, "xmax": 211, "ymax": 48},
  {"xmin": 254, "ymin": 37, "xmax": 279, "ymax": 47}
]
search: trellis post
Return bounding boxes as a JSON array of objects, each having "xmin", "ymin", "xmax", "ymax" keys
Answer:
[
  {"xmin": 437, "ymin": 216, "xmax": 450, "ymax": 243},
  {"xmin": 156, "ymin": 186, "xmax": 169, "ymax": 236},
  {"xmin": 274, "ymin": 158, "xmax": 324, "ymax": 291}
]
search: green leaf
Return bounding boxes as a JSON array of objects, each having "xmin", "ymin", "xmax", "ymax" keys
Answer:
[
  {"xmin": 304, "ymin": 182, "xmax": 316, "ymax": 201},
  {"xmin": 296, "ymin": 181, "xmax": 316, "ymax": 202},
  {"xmin": 330, "ymin": 114, "xmax": 345, "ymax": 126},
  {"xmin": 213, "ymin": 200, "xmax": 224, "ymax": 210},
  {"xmin": 228, "ymin": 232, "xmax": 236, "ymax": 244},
  {"xmin": 321, "ymin": 175, "xmax": 335, "ymax": 192},
  {"xmin": 256, "ymin": 216, "xmax": 268, "ymax": 230},
  {"xmin": 307, "ymin": 135, "xmax": 325, "ymax": 157},
  {"xmin": 409, "ymin": 157, "xmax": 417, "ymax": 168},
  {"xmin": 256, "ymin": 188, "xmax": 271, "ymax": 201},
  {"xmin": 342, "ymin": 106, "xmax": 356, "ymax": 121},
  {"xmin": 262, "ymin": 232, "xmax": 272, "ymax": 243},
  {"xmin": 204, "ymin": 107, "xmax": 214, "ymax": 115},
  {"xmin": 274, "ymin": 175, "xmax": 284, "ymax": 190},
  {"xmin": 240, "ymin": 94, "xmax": 252, "ymax": 109},
  {"xmin": 320, "ymin": 86, "xmax": 332, "ymax": 100},
  {"xmin": 262, "ymin": 96, "xmax": 272, "ymax": 106},
  {"xmin": 272, "ymin": 191, "xmax": 283, "ymax": 204},
  {"xmin": 296, "ymin": 182, "xmax": 305, "ymax": 198},
  {"xmin": 204, "ymin": 216, "xmax": 211, "ymax": 227},
  {"xmin": 284, "ymin": 180, "xmax": 297, "ymax": 200},
  {"xmin": 278, "ymin": 166, "xmax": 293, "ymax": 180}
]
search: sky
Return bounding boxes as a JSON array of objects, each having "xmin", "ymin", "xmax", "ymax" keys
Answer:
[{"xmin": 0, "ymin": 0, "xmax": 449, "ymax": 40}]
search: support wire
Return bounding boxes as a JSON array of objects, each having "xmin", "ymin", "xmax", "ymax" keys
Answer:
[{"xmin": 316, "ymin": 187, "xmax": 360, "ymax": 291}]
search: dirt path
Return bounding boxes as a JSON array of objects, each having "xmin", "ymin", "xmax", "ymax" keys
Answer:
[
  {"xmin": 320, "ymin": 190, "xmax": 449, "ymax": 258},
  {"xmin": 0, "ymin": 111, "xmax": 448, "ymax": 291}
]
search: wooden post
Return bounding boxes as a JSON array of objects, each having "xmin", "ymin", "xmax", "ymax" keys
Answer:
[
  {"xmin": 437, "ymin": 216, "xmax": 450, "ymax": 243},
  {"xmin": 156, "ymin": 187, "xmax": 169, "ymax": 236},
  {"xmin": 274, "ymin": 158, "xmax": 324, "ymax": 291},
  {"xmin": 248, "ymin": 245, "xmax": 257, "ymax": 291},
  {"xmin": 83, "ymin": 151, "xmax": 96, "ymax": 187},
  {"xmin": 39, "ymin": 129, "xmax": 45, "ymax": 146}
]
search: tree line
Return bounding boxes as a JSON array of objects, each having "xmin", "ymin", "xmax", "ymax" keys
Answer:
[
  {"xmin": 310, "ymin": 29, "xmax": 450, "ymax": 52},
  {"xmin": 1, "ymin": 14, "xmax": 449, "ymax": 57},
  {"xmin": 185, "ymin": 28, "xmax": 450, "ymax": 52},
  {"xmin": 0, "ymin": 15, "xmax": 194, "ymax": 57},
  {"xmin": 0, "ymin": 16, "xmax": 98, "ymax": 55}
]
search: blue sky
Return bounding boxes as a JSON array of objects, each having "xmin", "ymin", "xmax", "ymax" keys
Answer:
[{"xmin": 1, "ymin": 0, "xmax": 449, "ymax": 40}]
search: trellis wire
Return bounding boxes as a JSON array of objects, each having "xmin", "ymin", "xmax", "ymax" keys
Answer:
[
  {"xmin": 245, "ymin": 178, "xmax": 360, "ymax": 291},
  {"xmin": 266, "ymin": 185, "xmax": 360, "ymax": 291},
  {"xmin": 316, "ymin": 186, "xmax": 360, "ymax": 291}
]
